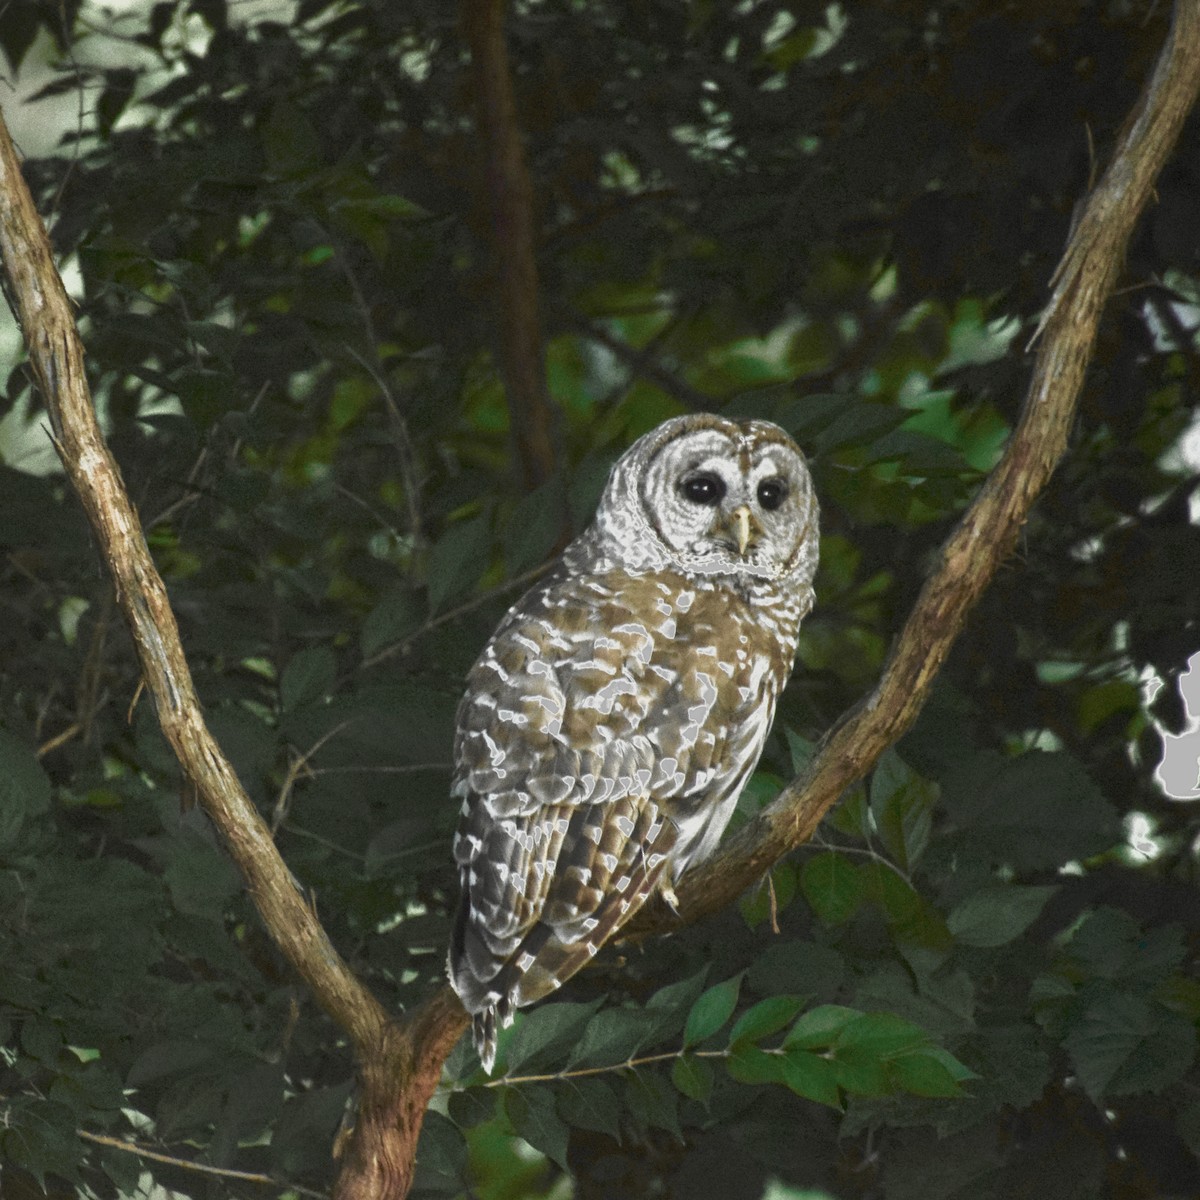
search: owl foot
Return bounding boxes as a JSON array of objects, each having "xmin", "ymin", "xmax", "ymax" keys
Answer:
[{"xmin": 659, "ymin": 882, "xmax": 681, "ymax": 916}]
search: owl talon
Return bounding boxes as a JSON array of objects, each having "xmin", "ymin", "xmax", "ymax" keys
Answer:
[{"xmin": 660, "ymin": 883, "xmax": 680, "ymax": 915}]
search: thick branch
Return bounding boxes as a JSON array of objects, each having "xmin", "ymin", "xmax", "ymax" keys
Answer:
[
  {"xmin": 463, "ymin": 0, "xmax": 557, "ymax": 490},
  {"xmin": 0, "ymin": 115, "xmax": 390, "ymax": 1052},
  {"xmin": 629, "ymin": 0, "xmax": 1200, "ymax": 937}
]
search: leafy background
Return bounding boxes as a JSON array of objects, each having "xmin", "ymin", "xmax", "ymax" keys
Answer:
[{"xmin": 0, "ymin": 1, "xmax": 1198, "ymax": 1198}]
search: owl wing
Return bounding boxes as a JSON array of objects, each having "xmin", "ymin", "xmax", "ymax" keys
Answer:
[{"xmin": 449, "ymin": 569, "xmax": 785, "ymax": 1068}]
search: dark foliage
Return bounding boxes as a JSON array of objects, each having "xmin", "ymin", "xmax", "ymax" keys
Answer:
[{"xmin": 0, "ymin": 2, "xmax": 1197, "ymax": 1197}]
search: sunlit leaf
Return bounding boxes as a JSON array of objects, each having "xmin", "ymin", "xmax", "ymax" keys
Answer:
[{"xmin": 683, "ymin": 975, "xmax": 743, "ymax": 1049}]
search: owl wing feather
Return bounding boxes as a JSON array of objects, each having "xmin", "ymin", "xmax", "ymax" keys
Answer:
[{"xmin": 450, "ymin": 568, "xmax": 787, "ymax": 1070}]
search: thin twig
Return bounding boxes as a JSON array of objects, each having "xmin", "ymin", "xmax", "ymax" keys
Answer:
[
  {"xmin": 571, "ymin": 313, "xmax": 714, "ymax": 412},
  {"xmin": 450, "ymin": 1042, "xmax": 809, "ymax": 1092},
  {"xmin": 272, "ymin": 719, "xmax": 354, "ymax": 835},
  {"xmin": 76, "ymin": 1129, "xmax": 327, "ymax": 1198},
  {"xmin": 360, "ymin": 560, "xmax": 553, "ymax": 670},
  {"xmin": 36, "ymin": 722, "xmax": 81, "ymax": 758}
]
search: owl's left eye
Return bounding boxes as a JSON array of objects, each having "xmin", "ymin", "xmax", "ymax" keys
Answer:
[
  {"xmin": 757, "ymin": 478, "xmax": 788, "ymax": 511},
  {"xmin": 681, "ymin": 473, "xmax": 726, "ymax": 505}
]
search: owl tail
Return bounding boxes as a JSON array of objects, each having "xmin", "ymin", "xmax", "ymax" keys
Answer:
[
  {"xmin": 474, "ymin": 1008, "xmax": 497, "ymax": 1075},
  {"xmin": 472, "ymin": 996, "xmax": 514, "ymax": 1074}
]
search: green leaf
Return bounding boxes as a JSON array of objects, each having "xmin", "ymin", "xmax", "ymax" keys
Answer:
[
  {"xmin": 970, "ymin": 1026, "xmax": 1053, "ymax": 1111},
  {"xmin": 784, "ymin": 728, "xmax": 816, "ymax": 774},
  {"xmin": 783, "ymin": 1005, "xmax": 862, "ymax": 1050},
  {"xmin": 336, "ymin": 193, "xmax": 431, "ymax": 221},
  {"xmin": 504, "ymin": 1086, "xmax": 570, "ymax": 1171},
  {"xmin": 280, "ymin": 645, "xmax": 336, "ymax": 711},
  {"xmin": 671, "ymin": 1054, "xmax": 715, "ymax": 1103},
  {"xmin": 127, "ymin": 1039, "xmax": 217, "ymax": 1086},
  {"xmin": 864, "ymin": 866, "xmax": 952, "ymax": 952},
  {"xmin": 172, "ymin": 366, "xmax": 233, "ymax": 427},
  {"xmin": 163, "ymin": 833, "xmax": 241, "ymax": 919},
  {"xmin": 446, "ymin": 1086, "xmax": 493, "ymax": 1131},
  {"xmin": 867, "ymin": 428, "xmax": 969, "ymax": 476},
  {"xmin": 829, "ymin": 1046, "xmax": 890, "ymax": 1096},
  {"xmin": 812, "ymin": 402, "xmax": 908, "ymax": 454},
  {"xmin": 683, "ymin": 974, "xmax": 743, "ymax": 1048},
  {"xmin": 21, "ymin": 1018, "xmax": 62, "ymax": 1064},
  {"xmin": 361, "ymin": 590, "xmax": 424, "ymax": 658},
  {"xmin": 727, "ymin": 1043, "xmax": 785, "ymax": 1085},
  {"xmin": 624, "ymin": 1070, "xmax": 681, "ymax": 1139},
  {"xmin": 889, "ymin": 1049, "xmax": 964, "ymax": 1097},
  {"xmin": 729, "ymin": 995, "xmax": 806, "ymax": 1047},
  {"xmin": 261, "ymin": 100, "xmax": 323, "ymax": 174},
  {"xmin": 800, "ymin": 853, "xmax": 866, "ymax": 925},
  {"xmin": 742, "ymin": 861, "xmax": 799, "ymax": 928},
  {"xmin": 869, "ymin": 749, "xmax": 937, "ymax": 870},
  {"xmin": 505, "ymin": 1001, "xmax": 600, "ymax": 1073},
  {"xmin": 836, "ymin": 1012, "xmax": 930, "ymax": 1058},
  {"xmin": 946, "ymin": 885, "xmax": 1058, "ymax": 948},
  {"xmin": 412, "ymin": 1110, "xmax": 466, "ymax": 1193},
  {"xmin": 772, "ymin": 393, "xmax": 848, "ymax": 441},
  {"xmin": 0, "ymin": 728, "xmax": 51, "ymax": 848},
  {"xmin": 780, "ymin": 1048, "xmax": 842, "ymax": 1108},
  {"xmin": 647, "ymin": 965, "xmax": 710, "ymax": 1020},
  {"xmin": 556, "ymin": 1076, "xmax": 623, "ymax": 1139},
  {"xmin": 505, "ymin": 476, "xmax": 566, "ymax": 575},
  {"xmin": 1066, "ymin": 908, "xmax": 1185, "ymax": 988},
  {"xmin": 48, "ymin": 1062, "xmax": 125, "ymax": 1120},
  {"xmin": 1063, "ymin": 986, "xmax": 1197, "ymax": 1101},
  {"xmin": 271, "ymin": 1082, "xmax": 355, "ymax": 1175},
  {"xmin": 941, "ymin": 750, "xmax": 1121, "ymax": 870},
  {"xmin": 3, "ymin": 1102, "xmax": 84, "ymax": 1189},
  {"xmin": 427, "ymin": 515, "xmax": 492, "ymax": 614},
  {"xmin": 568, "ymin": 1006, "xmax": 656, "ymax": 1068}
]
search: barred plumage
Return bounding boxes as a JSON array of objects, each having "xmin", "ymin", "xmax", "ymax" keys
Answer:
[{"xmin": 448, "ymin": 414, "xmax": 819, "ymax": 1071}]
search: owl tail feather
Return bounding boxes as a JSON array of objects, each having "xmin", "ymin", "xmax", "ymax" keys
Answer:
[
  {"xmin": 472, "ymin": 995, "xmax": 515, "ymax": 1075},
  {"xmin": 473, "ymin": 1008, "xmax": 497, "ymax": 1075}
]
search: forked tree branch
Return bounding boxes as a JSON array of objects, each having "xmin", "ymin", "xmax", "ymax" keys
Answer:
[{"xmin": 0, "ymin": 4, "xmax": 1197, "ymax": 1200}]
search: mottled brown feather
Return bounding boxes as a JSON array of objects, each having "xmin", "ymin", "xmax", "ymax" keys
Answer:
[{"xmin": 447, "ymin": 416, "xmax": 819, "ymax": 1072}]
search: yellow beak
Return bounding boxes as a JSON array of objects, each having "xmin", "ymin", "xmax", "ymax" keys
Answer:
[{"xmin": 730, "ymin": 505, "xmax": 753, "ymax": 556}]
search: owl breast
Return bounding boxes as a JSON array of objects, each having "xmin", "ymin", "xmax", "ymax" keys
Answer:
[{"xmin": 449, "ymin": 566, "xmax": 803, "ymax": 1065}]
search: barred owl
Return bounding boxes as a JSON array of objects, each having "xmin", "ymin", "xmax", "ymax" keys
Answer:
[{"xmin": 448, "ymin": 414, "xmax": 819, "ymax": 1071}]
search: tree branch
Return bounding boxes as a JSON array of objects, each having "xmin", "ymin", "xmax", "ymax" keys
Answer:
[
  {"xmin": 462, "ymin": 0, "xmax": 557, "ymax": 490},
  {"xmin": 627, "ymin": 0, "xmax": 1200, "ymax": 938},
  {"xmin": 0, "ymin": 115, "xmax": 392, "ymax": 1051}
]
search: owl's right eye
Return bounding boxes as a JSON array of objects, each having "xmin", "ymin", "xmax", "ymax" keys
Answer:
[{"xmin": 680, "ymin": 473, "xmax": 726, "ymax": 505}]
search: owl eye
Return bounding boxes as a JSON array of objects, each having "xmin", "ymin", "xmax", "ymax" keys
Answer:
[
  {"xmin": 680, "ymin": 473, "xmax": 726, "ymax": 505},
  {"xmin": 757, "ymin": 478, "xmax": 788, "ymax": 511}
]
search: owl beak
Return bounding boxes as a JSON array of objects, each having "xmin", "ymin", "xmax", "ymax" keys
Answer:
[{"xmin": 728, "ymin": 505, "xmax": 756, "ymax": 556}]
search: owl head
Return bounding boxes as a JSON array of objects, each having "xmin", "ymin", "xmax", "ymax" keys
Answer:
[{"xmin": 582, "ymin": 413, "xmax": 819, "ymax": 584}]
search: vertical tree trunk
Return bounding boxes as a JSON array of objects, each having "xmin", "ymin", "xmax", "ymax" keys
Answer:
[{"xmin": 463, "ymin": 0, "xmax": 558, "ymax": 491}]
